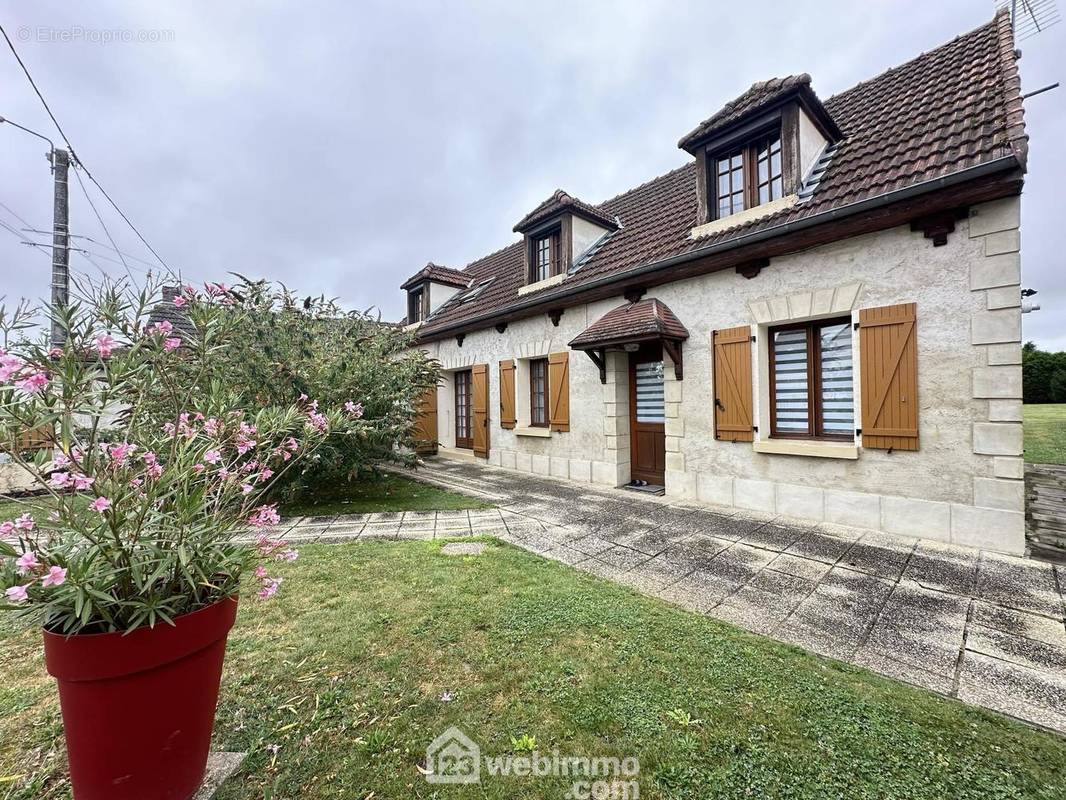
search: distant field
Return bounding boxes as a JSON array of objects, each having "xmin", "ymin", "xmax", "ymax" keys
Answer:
[{"xmin": 1023, "ymin": 404, "xmax": 1066, "ymax": 465}]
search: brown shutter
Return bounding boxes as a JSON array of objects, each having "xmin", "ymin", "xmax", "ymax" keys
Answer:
[
  {"xmin": 411, "ymin": 386, "xmax": 438, "ymax": 455},
  {"xmin": 712, "ymin": 326, "xmax": 754, "ymax": 442},
  {"xmin": 499, "ymin": 360, "xmax": 516, "ymax": 429},
  {"xmin": 859, "ymin": 303, "xmax": 918, "ymax": 451},
  {"xmin": 548, "ymin": 351, "xmax": 570, "ymax": 432},
  {"xmin": 471, "ymin": 363, "xmax": 489, "ymax": 457}
]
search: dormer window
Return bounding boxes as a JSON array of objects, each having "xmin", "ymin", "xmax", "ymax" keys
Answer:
[
  {"xmin": 532, "ymin": 229, "xmax": 561, "ymax": 283},
  {"xmin": 407, "ymin": 286, "xmax": 427, "ymax": 323},
  {"xmin": 711, "ymin": 130, "xmax": 784, "ymax": 220}
]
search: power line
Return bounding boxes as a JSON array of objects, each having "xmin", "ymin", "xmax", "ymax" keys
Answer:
[
  {"xmin": 70, "ymin": 162, "xmax": 132, "ymax": 278},
  {"xmin": 0, "ymin": 198, "xmax": 35, "ymax": 230},
  {"xmin": 0, "ymin": 22, "xmax": 174, "ymax": 276}
]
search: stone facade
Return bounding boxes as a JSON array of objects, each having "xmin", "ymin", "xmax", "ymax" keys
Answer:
[{"xmin": 418, "ymin": 197, "xmax": 1025, "ymax": 554}]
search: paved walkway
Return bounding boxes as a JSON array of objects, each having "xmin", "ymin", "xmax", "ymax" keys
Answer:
[{"xmin": 270, "ymin": 458, "xmax": 1066, "ymax": 735}]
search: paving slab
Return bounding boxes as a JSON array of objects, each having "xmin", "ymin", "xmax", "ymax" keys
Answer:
[{"xmin": 390, "ymin": 459, "xmax": 1066, "ymax": 735}]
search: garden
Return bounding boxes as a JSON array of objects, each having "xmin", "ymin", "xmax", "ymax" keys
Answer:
[{"xmin": 2, "ymin": 281, "xmax": 1065, "ymax": 800}]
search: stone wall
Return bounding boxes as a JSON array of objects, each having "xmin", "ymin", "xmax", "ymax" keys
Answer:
[{"xmin": 418, "ymin": 197, "xmax": 1025, "ymax": 554}]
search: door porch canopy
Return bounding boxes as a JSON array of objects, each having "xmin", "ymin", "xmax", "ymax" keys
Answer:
[{"xmin": 568, "ymin": 298, "xmax": 690, "ymax": 383}]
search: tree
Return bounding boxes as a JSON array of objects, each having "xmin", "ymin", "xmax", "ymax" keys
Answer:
[{"xmin": 1023, "ymin": 341, "xmax": 1066, "ymax": 404}]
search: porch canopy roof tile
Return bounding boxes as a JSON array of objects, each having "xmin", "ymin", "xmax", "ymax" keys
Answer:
[
  {"xmin": 569, "ymin": 298, "xmax": 689, "ymax": 350},
  {"xmin": 569, "ymin": 298, "xmax": 689, "ymax": 382}
]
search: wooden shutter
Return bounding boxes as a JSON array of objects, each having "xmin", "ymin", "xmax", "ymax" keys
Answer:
[
  {"xmin": 712, "ymin": 326, "xmax": 754, "ymax": 442},
  {"xmin": 548, "ymin": 351, "xmax": 570, "ymax": 432},
  {"xmin": 499, "ymin": 360, "xmax": 516, "ymax": 429},
  {"xmin": 859, "ymin": 303, "xmax": 918, "ymax": 451},
  {"xmin": 411, "ymin": 386, "xmax": 438, "ymax": 455},
  {"xmin": 471, "ymin": 363, "xmax": 489, "ymax": 457}
]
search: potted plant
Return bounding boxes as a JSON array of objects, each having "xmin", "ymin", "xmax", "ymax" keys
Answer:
[{"xmin": 0, "ymin": 280, "xmax": 361, "ymax": 800}]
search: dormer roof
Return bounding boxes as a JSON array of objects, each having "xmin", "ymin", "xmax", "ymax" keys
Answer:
[
  {"xmin": 677, "ymin": 73, "xmax": 842, "ymax": 154},
  {"xmin": 400, "ymin": 262, "xmax": 472, "ymax": 291},
  {"xmin": 513, "ymin": 189, "xmax": 619, "ymax": 234}
]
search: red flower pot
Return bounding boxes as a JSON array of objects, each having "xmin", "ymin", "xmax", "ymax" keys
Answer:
[{"xmin": 43, "ymin": 597, "xmax": 239, "ymax": 800}]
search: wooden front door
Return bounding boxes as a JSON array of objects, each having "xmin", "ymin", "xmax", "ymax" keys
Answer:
[
  {"xmin": 454, "ymin": 370, "xmax": 473, "ymax": 449},
  {"xmin": 629, "ymin": 345, "xmax": 666, "ymax": 485}
]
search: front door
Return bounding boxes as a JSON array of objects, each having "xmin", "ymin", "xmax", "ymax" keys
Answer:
[
  {"xmin": 629, "ymin": 345, "xmax": 666, "ymax": 486},
  {"xmin": 454, "ymin": 369, "xmax": 473, "ymax": 449}
]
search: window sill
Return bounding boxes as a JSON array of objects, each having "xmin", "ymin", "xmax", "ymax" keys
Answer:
[
  {"xmin": 690, "ymin": 194, "xmax": 798, "ymax": 240},
  {"xmin": 515, "ymin": 426, "xmax": 551, "ymax": 438},
  {"xmin": 517, "ymin": 272, "xmax": 567, "ymax": 296},
  {"xmin": 753, "ymin": 439, "xmax": 858, "ymax": 460}
]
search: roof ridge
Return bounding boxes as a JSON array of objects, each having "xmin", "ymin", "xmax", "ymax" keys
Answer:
[
  {"xmin": 824, "ymin": 13, "xmax": 1001, "ymax": 108},
  {"xmin": 993, "ymin": 6, "xmax": 1028, "ymax": 170}
]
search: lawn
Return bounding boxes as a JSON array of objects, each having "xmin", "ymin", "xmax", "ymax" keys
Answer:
[
  {"xmin": 1024, "ymin": 404, "xmax": 1066, "ymax": 465},
  {"xmin": 277, "ymin": 471, "xmax": 490, "ymax": 517},
  {"xmin": 2, "ymin": 540, "xmax": 1064, "ymax": 799}
]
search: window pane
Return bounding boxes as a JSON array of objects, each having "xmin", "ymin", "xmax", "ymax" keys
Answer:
[
  {"xmin": 770, "ymin": 150, "xmax": 781, "ymax": 178},
  {"xmin": 773, "ymin": 329, "xmax": 809, "ymax": 434},
  {"xmin": 531, "ymin": 361, "xmax": 547, "ymax": 425},
  {"xmin": 732, "ymin": 190, "xmax": 745, "ymax": 212},
  {"xmin": 758, "ymin": 157, "xmax": 768, "ymax": 183},
  {"xmin": 731, "ymin": 153, "xmax": 743, "ymax": 169},
  {"xmin": 771, "ymin": 176, "xmax": 783, "ymax": 199},
  {"xmin": 819, "ymin": 322, "xmax": 854, "ymax": 435},
  {"xmin": 635, "ymin": 362, "xmax": 665, "ymax": 423}
]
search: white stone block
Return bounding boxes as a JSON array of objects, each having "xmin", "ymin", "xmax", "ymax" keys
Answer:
[
  {"xmin": 776, "ymin": 483, "xmax": 825, "ymax": 522},
  {"xmin": 970, "ymin": 253, "xmax": 1020, "ymax": 290},
  {"xmin": 664, "ymin": 417, "xmax": 685, "ymax": 438},
  {"xmin": 973, "ymin": 422, "xmax": 1023, "ymax": 456},
  {"xmin": 769, "ymin": 296, "xmax": 789, "ymax": 321},
  {"xmin": 749, "ymin": 300, "xmax": 772, "ymax": 324},
  {"xmin": 603, "ymin": 415, "xmax": 626, "ymax": 436},
  {"xmin": 592, "ymin": 460, "xmax": 627, "ymax": 486},
  {"xmin": 666, "ymin": 470, "xmax": 697, "ymax": 499},
  {"xmin": 968, "ymin": 198, "xmax": 1020, "ymax": 238},
  {"xmin": 603, "ymin": 381, "xmax": 627, "ymax": 403},
  {"xmin": 569, "ymin": 459, "xmax": 591, "ymax": 483},
  {"xmin": 665, "ymin": 380, "xmax": 683, "ymax": 403},
  {"xmin": 971, "ymin": 309, "xmax": 1021, "ymax": 345},
  {"xmin": 515, "ymin": 452, "xmax": 532, "ymax": 472},
  {"xmin": 734, "ymin": 478, "xmax": 776, "ymax": 513},
  {"xmin": 986, "ymin": 343, "xmax": 1023, "ymax": 366},
  {"xmin": 974, "ymin": 477, "xmax": 1025, "ymax": 511},
  {"xmin": 500, "ymin": 450, "xmax": 517, "ymax": 470},
  {"xmin": 549, "ymin": 457, "xmax": 569, "ymax": 478},
  {"xmin": 531, "ymin": 454, "xmax": 551, "ymax": 475},
  {"xmin": 487, "ymin": 449, "xmax": 501, "ymax": 467},
  {"xmin": 881, "ymin": 496, "xmax": 951, "ymax": 542},
  {"xmin": 665, "ymin": 452, "xmax": 686, "ymax": 472},
  {"xmin": 665, "ymin": 437, "xmax": 681, "ymax": 453},
  {"xmin": 824, "ymin": 489, "xmax": 881, "ymax": 530},
  {"xmin": 992, "ymin": 457, "xmax": 1024, "ymax": 480},
  {"xmin": 986, "ymin": 286, "xmax": 1021, "ymax": 310},
  {"xmin": 605, "ymin": 434, "xmax": 630, "ymax": 451},
  {"xmin": 971, "ymin": 367, "xmax": 1022, "ymax": 399},
  {"xmin": 811, "ymin": 288, "xmax": 835, "ymax": 316},
  {"xmin": 831, "ymin": 282, "xmax": 862, "ymax": 313},
  {"xmin": 950, "ymin": 505, "xmax": 1025, "ymax": 554},
  {"xmin": 787, "ymin": 291, "xmax": 812, "ymax": 319},
  {"xmin": 988, "ymin": 400, "xmax": 1022, "ymax": 422},
  {"xmin": 984, "ymin": 230, "xmax": 1020, "ymax": 256},
  {"xmin": 697, "ymin": 473, "xmax": 733, "ymax": 506},
  {"xmin": 664, "ymin": 402, "xmax": 680, "ymax": 419}
]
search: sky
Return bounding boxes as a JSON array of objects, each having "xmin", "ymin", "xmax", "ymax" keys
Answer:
[{"xmin": 0, "ymin": 1, "xmax": 1063, "ymax": 348}]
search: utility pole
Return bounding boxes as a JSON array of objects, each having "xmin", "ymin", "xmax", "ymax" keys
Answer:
[{"xmin": 50, "ymin": 148, "xmax": 70, "ymax": 346}]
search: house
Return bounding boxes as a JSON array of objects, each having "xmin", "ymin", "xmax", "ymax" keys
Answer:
[{"xmin": 400, "ymin": 11, "xmax": 1029, "ymax": 554}]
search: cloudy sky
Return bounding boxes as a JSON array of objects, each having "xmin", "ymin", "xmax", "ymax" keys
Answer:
[{"xmin": 1, "ymin": 1, "xmax": 1063, "ymax": 347}]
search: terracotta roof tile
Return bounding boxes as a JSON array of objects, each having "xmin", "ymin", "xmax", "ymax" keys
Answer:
[
  {"xmin": 569, "ymin": 298, "xmax": 689, "ymax": 349},
  {"xmin": 415, "ymin": 12, "xmax": 1025, "ymax": 340},
  {"xmin": 677, "ymin": 74, "xmax": 813, "ymax": 151},
  {"xmin": 400, "ymin": 262, "xmax": 472, "ymax": 291},
  {"xmin": 513, "ymin": 189, "xmax": 619, "ymax": 233}
]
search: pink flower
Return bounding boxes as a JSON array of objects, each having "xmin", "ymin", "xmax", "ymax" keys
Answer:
[
  {"xmin": 192, "ymin": 463, "xmax": 205, "ymax": 474},
  {"xmin": 108, "ymin": 443, "xmax": 136, "ymax": 465},
  {"xmin": 73, "ymin": 474, "xmax": 94, "ymax": 491},
  {"xmin": 15, "ymin": 513, "xmax": 35, "ymax": 531},
  {"xmin": 90, "ymin": 497, "xmax": 112, "ymax": 513},
  {"xmin": 259, "ymin": 468, "xmax": 275, "ymax": 481},
  {"xmin": 49, "ymin": 346, "xmax": 64, "ymax": 358},
  {"xmin": 280, "ymin": 549, "xmax": 299, "ymax": 562},
  {"xmin": 254, "ymin": 565, "xmax": 268, "ymax": 579},
  {"xmin": 129, "ymin": 477, "xmax": 143, "ymax": 489},
  {"xmin": 344, "ymin": 401, "xmax": 364, "ymax": 418},
  {"xmin": 255, "ymin": 576, "xmax": 282, "ymax": 600},
  {"xmin": 218, "ymin": 468, "xmax": 231, "ymax": 480},
  {"xmin": 248, "ymin": 505, "xmax": 281, "ymax": 529},
  {"xmin": 0, "ymin": 352, "xmax": 23, "ymax": 382},
  {"xmin": 235, "ymin": 434, "xmax": 256, "ymax": 455},
  {"xmin": 52, "ymin": 452, "xmax": 70, "ymax": 469},
  {"xmin": 94, "ymin": 333, "xmax": 115, "ymax": 358},
  {"xmin": 142, "ymin": 451, "xmax": 157, "ymax": 465},
  {"xmin": 15, "ymin": 552, "xmax": 40, "ymax": 575},
  {"xmin": 150, "ymin": 320, "xmax": 173, "ymax": 336},
  {"xmin": 204, "ymin": 449, "xmax": 222, "ymax": 465},
  {"xmin": 182, "ymin": 284, "xmax": 197, "ymax": 298},
  {"xmin": 241, "ymin": 483, "xmax": 254, "ymax": 494},
  {"xmin": 163, "ymin": 337, "xmax": 182, "ymax": 352},
  {"xmin": 15, "ymin": 370, "xmax": 49, "ymax": 394},
  {"xmin": 203, "ymin": 418, "xmax": 221, "ymax": 436},
  {"xmin": 146, "ymin": 463, "xmax": 163, "ymax": 479},
  {"xmin": 41, "ymin": 565, "xmax": 67, "ymax": 588},
  {"xmin": 49, "ymin": 471, "xmax": 71, "ymax": 489},
  {"xmin": 172, "ymin": 295, "xmax": 187, "ymax": 308},
  {"xmin": 0, "ymin": 521, "xmax": 14, "ymax": 535},
  {"xmin": 4, "ymin": 584, "xmax": 30, "ymax": 603}
]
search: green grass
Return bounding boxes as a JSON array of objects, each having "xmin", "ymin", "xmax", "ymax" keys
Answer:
[
  {"xmin": 278, "ymin": 472, "xmax": 490, "ymax": 517},
  {"xmin": 2, "ymin": 539, "xmax": 1064, "ymax": 799},
  {"xmin": 1024, "ymin": 403, "xmax": 1066, "ymax": 465}
]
